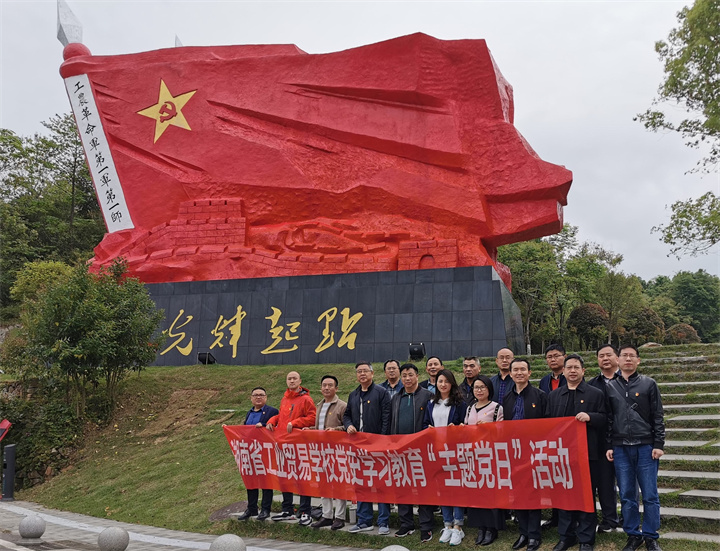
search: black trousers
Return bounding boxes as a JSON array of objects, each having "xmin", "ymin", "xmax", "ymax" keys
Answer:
[
  {"xmin": 594, "ymin": 454, "xmax": 619, "ymax": 526},
  {"xmin": 281, "ymin": 492, "xmax": 311, "ymax": 514},
  {"xmin": 558, "ymin": 459, "xmax": 601, "ymax": 544},
  {"xmin": 398, "ymin": 504, "xmax": 435, "ymax": 532},
  {"xmin": 516, "ymin": 509, "xmax": 541, "ymax": 540},
  {"xmin": 246, "ymin": 488, "xmax": 273, "ymax": 514}
]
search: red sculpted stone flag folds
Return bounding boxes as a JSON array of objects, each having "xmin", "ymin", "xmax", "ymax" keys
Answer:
[{"xmin": 60, "ymin": 34, "xmax": 572, "ymax": 286}]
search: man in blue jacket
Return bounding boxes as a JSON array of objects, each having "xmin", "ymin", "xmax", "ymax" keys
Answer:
[{"xmin": 237, "ymin": 387, "xmax": 278, "ymax": 521}]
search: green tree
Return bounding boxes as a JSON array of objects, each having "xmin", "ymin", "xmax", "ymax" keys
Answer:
[
  {"xmin": 669, "ymin": 269, "xmax": 720, "ymax": 341},
  {"xmin": 653, "ymin": 191, "xmax": 720, "ymax": 257},
  {"xmin": 3, "ymin": 260, "xmax": 164, "ymax": 417},
  {"xmin": 498, "ymin": 239, "xmax": 559, "ymax": 354},
  {"xmin": 595, "ymin": 270, "xmax": 646, "ymax": 345},
  {"xmin": 636, "ymin": 0, "xmax": 720, "ymax": 170},
  {"xmin": 666, "ymin": 323, "xmax": 701, "ymax": 344},
  {"xmin": 0, "ymin": 115, "xmax": 105, "ymax": 320},
  {"xmin": 623, "ymin": 307, "xmax": 665, "ymax": 345},
  {"xmin": 567, "ymin": 303, "xmax": 609, "ymax": 350}
]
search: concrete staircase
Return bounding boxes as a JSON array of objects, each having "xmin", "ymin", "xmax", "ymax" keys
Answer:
[{"xmin": 531, "ymin": 344, "xmax": 720, "ymax": 543}]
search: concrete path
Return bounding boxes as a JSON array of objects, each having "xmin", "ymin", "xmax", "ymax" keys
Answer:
[{"xmin": 0, "ymin": 502, "xmax": 371, "ymax": 551}]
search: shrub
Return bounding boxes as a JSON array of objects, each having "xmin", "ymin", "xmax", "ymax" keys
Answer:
[{"xmin": 665, "ymin": 323, "xmax": 701, "ymax": 344}]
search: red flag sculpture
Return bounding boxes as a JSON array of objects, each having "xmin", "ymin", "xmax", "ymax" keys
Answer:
[{"xmin": 60, "ymin": 33, "xmax": 572, "ymax": 287}]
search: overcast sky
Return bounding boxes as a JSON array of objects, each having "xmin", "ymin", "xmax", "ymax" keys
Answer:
[{"xmin": 1, "ymin": 0, "xmax": 718, "ymax": 281}]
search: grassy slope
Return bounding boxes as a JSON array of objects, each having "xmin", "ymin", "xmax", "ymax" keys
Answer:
[{"xmin": 19, "ymin": 348, "xmax": 720, "ymax": 550}]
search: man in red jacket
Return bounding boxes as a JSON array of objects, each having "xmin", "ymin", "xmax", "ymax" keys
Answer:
[{"xmin": 265, "ymin": 371, "xmax": 316, "ymax": 525}]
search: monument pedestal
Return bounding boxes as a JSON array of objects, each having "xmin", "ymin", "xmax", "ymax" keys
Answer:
[{"xmin": 148, "ymin": 266, "xmax": 523, "ymax": 366}]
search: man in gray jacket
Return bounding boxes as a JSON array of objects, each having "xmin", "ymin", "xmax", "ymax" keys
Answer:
[
  {"xmin": 390, "ymin": 363, "xmax": 435, "ymax": 542},
  {"xmin": 606, "ymin": 345, "xmax": 665, "ymax": 551}
]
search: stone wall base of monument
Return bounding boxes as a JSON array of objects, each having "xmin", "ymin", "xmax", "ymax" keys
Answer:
[{"xmin": 148, "ymin": 266, "xmax": 524, "ymax": 366}]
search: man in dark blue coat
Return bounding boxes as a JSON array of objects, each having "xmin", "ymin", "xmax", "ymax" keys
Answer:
[{"xmin": 237, "ymin": 387, "xmax": 279, "ymax": 521}]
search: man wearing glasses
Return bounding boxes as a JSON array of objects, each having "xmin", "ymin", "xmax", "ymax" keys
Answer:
[
  {"xmin": 606, "ymin": 345, "xmax": 665, "ymax": 551},
  {"xmin": 540, "ymin": 344, "xmax": 567, "ymax": 394},
  {"xmin": 343, "ymin": 362, "xmax": 392, "ymax": 534},
  {"xmin": 237, "ymin": 387, "xmax": 278, "ymax": 521}
]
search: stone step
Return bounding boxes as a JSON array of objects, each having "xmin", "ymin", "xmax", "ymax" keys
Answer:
[
  {"xmin": 662, "ymin": 532, "xmax": 720, "ymax": 543},
  {"xmin": 668, "ymin": 414, "xmax": 720, "ymax": 421},
  {"xmin": 662, "ymin": 393, "xmax": 717, "ymax": 397},
  {"xmin": 664, "ymin": 403, "xmax": 720, "ymax": 410},
  {"xmin": 680, "ymin": 489, "xmax": 720, "ymax": 499},
  {"xmin": 657, "ymin": 506, "xmax": 720, "ymax": 520},
  {"xmin": 666, "ymin": 428, "xmax": 712, "ymax": 433},
  {"xmin": 659, "ymin": 470, "xmax": 720, "ymax": 479},
  {"xmin": 661, "ymin": 454, "xmax": 719, "ymax": 461},
  {"xmin": 658, "ymin": 380, "xmax": 720, "ymax": 387},
  {"xmin": 664, "ymin": 440, "xmax": 711, "ymax": 447}
]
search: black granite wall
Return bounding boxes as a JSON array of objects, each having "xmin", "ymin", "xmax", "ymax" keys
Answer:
[{"xmin": 148, "ymin": 266, "xmax": 523, "ymax": 366}]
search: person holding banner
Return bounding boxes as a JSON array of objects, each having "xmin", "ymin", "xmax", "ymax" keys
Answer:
[
  {"xmin": 503, "ymin": 358, "xmax": 548, "ymax": 551},
  {"xmin": 391, "ymin": 363, "xmax": 435, "ymax": 542},
  {"xmin": 237, "ymin": 387, "xmax": 278, "ymax": 521},
  {"xmin": 606, "ymin": 345, "xmax": 665, "ymax": 551},
  {"xmin": 424, "ymin": 369, "xmax": 467, "ymax": 546},
  {"xmin": 343, "ymin": 362, "xmax": 392, "ymax": 535},
  {"xmin": 547, "ymin": 354, "xmax": 606, "ymax": 551},
  {"xmin": 464, "ymin": 374, "xmax": 505, "ymax": 546},
  {"xmin": 265, "ymin": 371, "xmax": 317, "ymax": 526},
  {"xmin": 307, "ymin": 375, "xmax": 348, "ymax": 530}
]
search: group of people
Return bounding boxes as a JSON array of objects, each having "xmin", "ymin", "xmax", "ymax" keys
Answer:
[{"xmin": 238, "ymin": 344, "xmax": 665, "ymax": 551}]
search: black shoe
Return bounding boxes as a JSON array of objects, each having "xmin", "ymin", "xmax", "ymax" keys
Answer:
[
  {"xmin": 579, "ymin": 544, "xmax": 594, "ymax": 551},
  {"xmin": 395, "ymin": 526, "xmax": 415, "ymax": 538},
  {"xmin": 311, "ymin": 517, "xmax": 334, "ymax": 529},
  {"xmin": 475, "ymin": 529, "xmax": 487, "ymax": 545},
  {"xmin": 644, "ymin": 539, "xmax": 662, "ymax": 551},
  {"xmin": 331, "ymin": 519, "xmax": 345, "ymax": 530},
  {"xmin": 481, "ymin": 529, "xmax": 498, "ymax": 546},
  {"xmin": 542, "ymin": 518, "xmax": 558, "ymax": 529},
  {"xmin": 596, "ymin": 523, "xmax": 614, "ymax": 533},
  {"xmin": 257, "ymin": 510, "xmax": 270, "ymax": 521},
  {"xmin": 420, "ymin": 530, "xmax": 432, "ymax": 542},
  {"xmin": 527, "ymin": 539, "xmax": 542, "ymax": 551},
  {"xmin": 553, "ymin": 537, "xmax": 578, "ymax": 551},
  {"xmin": 622, "ymin": 536, "xmax": 644, "ymax": 551},
  {"xmin": 512, "ymin": 535, "xmax": 529, "ymax": 549},
  {"xmin": 237, "ymin": 510, "xmax": 256, "ymax": 521}
]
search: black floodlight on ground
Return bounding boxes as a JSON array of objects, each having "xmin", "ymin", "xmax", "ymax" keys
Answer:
[
  {"xmin": 197, "ymin": 352, "xmax": 216, "ymax": 365},
  {"xmin": 409, "ymin": 342, "xmax": 426, "ymax": 361}
]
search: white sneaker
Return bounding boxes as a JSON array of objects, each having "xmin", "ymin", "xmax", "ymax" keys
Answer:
[
  {"xmin": 378, "ymin": 526, "xmax": 390, "ymax": 535},
  {"xmin": 439, "ymin": 527, "xmax": 453, "ymax": 543},
  {"xmin": 449, "ymin": 528, "xmax": 464, "ymax": 546}
]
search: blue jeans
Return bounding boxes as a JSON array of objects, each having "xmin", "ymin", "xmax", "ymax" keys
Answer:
[
  {"xmin": 357, "ymin": 501, "xmax": 390, "ymax": 527},
  {"xmin": 441, "ymin": 506, "xmax": 465, "ymax": 527},
  {"xmin": 613, "ymin": 445, "xmax": 660, "ymax": 540}
]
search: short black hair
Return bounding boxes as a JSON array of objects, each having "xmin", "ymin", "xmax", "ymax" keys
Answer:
[
  {"xmin": 355, "ymin": 362, "xmax": 373, "ymax": 371},
  {"xmin": 545, "ymin": 344, "xmax": 566, "ymax": 356},
  {"xmin": 510, "ymin": 358, "xmax": 530, "ymax": 370},
  {"xmin": 426, "ymin": 356, "xmax": 443, "ymax": 366},
  {"xmin": 400, "ymin": 363, "xmax": 419, "ymax": 374},
  {"xmin": 383, "ymin": 359, "xmax": 400, "ymax": 370},
  {"xmin": 564, "ymin": 354, "xmax": 585, "ymax": 368},
  {"xmin": 596, "ymin": 343, "xmax": 618, "ymax": 356},
  {"xmin": 321, "ymin": 375, "xmax": 338, "ymax": 386},
  {"xmin": 464, "ymin": 356, "xmax": 478, "ymax": 363},
  {"xmin": 251, "ymin": 386, "xmax": 266, "ymax": 393},
  {"xmin": 619, "ymin": 344, "xmax": 640, "ymax": 357},
  {"xmin": 472, "ymin": 374, "xmax": 495, "ymax": 401}
]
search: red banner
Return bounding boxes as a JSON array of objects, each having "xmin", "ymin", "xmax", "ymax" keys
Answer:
[{"xmin": 224, "ymin": 418, "xmax": 593, "ymax": 512}]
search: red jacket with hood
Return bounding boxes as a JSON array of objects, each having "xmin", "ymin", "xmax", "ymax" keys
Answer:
[{"xmin": 267, "ymin": 387, "xmax": 316, "ymax": 429}]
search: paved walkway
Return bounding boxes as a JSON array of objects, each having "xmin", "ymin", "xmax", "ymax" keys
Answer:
[{"xmin": 0, "ymin": 502, "xmax": 370, "ymax": 551}]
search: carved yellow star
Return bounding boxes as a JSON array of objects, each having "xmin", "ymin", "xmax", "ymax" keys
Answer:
[{"xmin": 137, "ymin": 80, "xmax": 196, "ymax": 143}]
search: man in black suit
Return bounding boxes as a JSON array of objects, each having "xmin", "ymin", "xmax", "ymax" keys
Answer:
[
  {"xmin": 237, "ymin": 387, "xmax": 279, "ymax": 521},
  {"xmin": 548, "ymin": 354, "xmax": 607, "ymax": 551}
]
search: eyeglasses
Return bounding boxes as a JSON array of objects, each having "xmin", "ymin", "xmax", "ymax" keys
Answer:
[
  {"xmin": 620, "ymin": 354, "xmax": 638, "ymax": 359},
  {"xmin": 251, "ymin": 394, "xmax": 266, "ymax": 398},
  {"xmin": 474, "ymin": 385, "xmax": 488, "ymax": 392},
  {"xmin": 356, "ymin": 369, "xmax": 372, "ymax": 374},
  {"xmin": 546, "ymin": 354, "xmax": 564, "ymax": 360}
]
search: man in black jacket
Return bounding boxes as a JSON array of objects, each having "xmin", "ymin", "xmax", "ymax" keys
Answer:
[
  {"xmin": 237, "ymin": 387, "xmax": 279, "ymax": 521},
  {"xmin": 587, "ymin": 344, "xmax": 621, "ymax": 532},
  {"xmin": 503, "ymin": 358, "xmax": 548, "ymax": 551},
  {"xmin": 343, "ymin": 362, "xmax": 392, "ymax": 534},
  {"xmin": 548, "ymin": 354, "xmax": 606, "ymax": 551},
  {"xmin": 390, "ymin": 363, "xmax": 435, "ymax": 542},
  {"xmin": 606, "ymin": 345, "xmax": 665, "ymax": 551}
]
